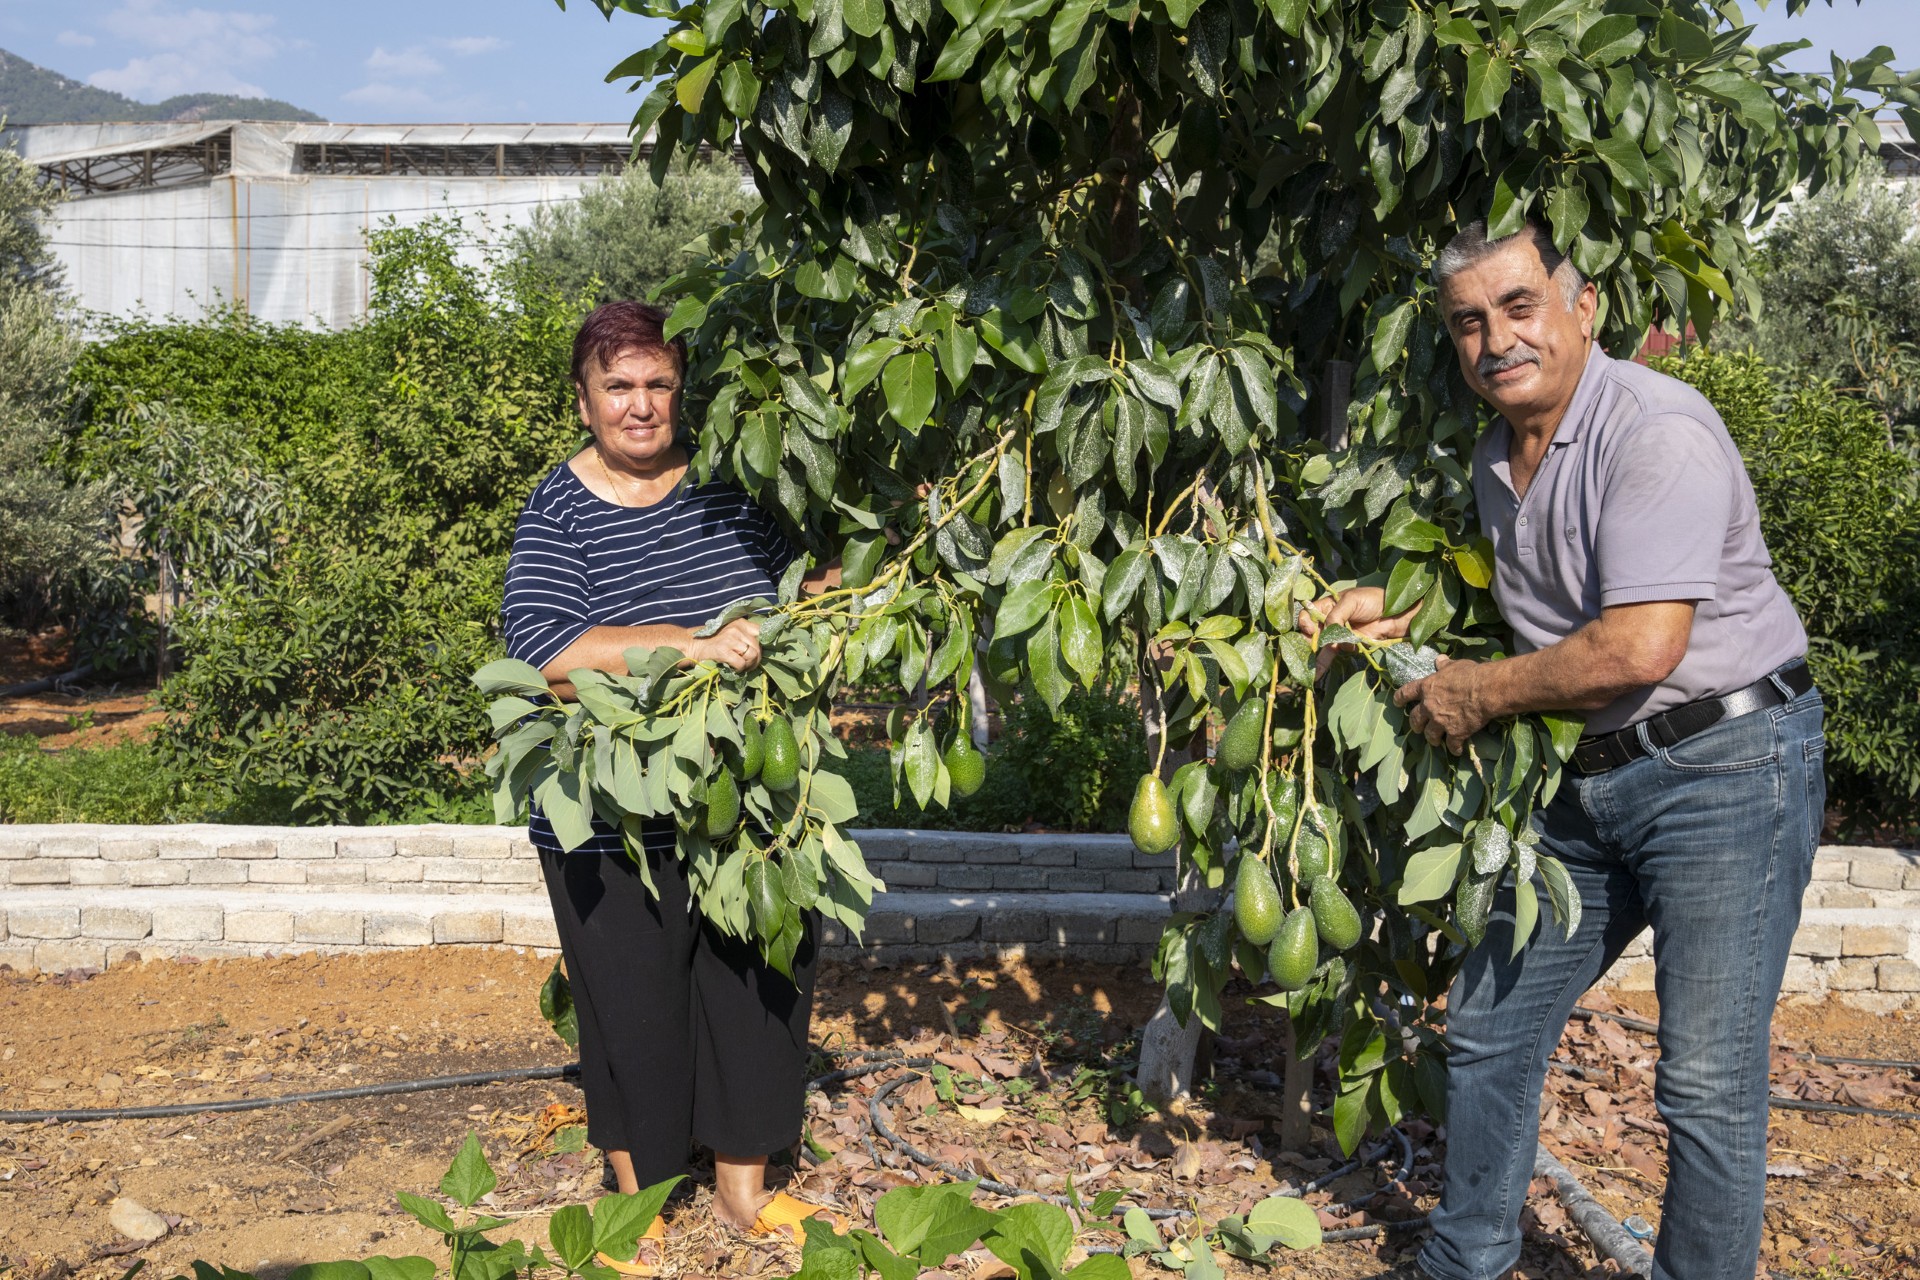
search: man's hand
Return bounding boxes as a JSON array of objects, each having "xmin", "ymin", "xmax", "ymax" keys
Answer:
[
  {"xmin": 1297, "ymin": 586, "xmax": 1419, "ymax": 678},
  {"xmin": 692, "ymin": 617, "xmax": 763, "ymax": 672},
  {"xmin": 1394, "ymin": 657, "xmax": 1490, "ymax": 754}
]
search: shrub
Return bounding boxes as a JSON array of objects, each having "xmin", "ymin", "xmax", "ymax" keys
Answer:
[
  {"xmin": 62, "ymin": 216, "xmax": 588, "ymax": 823},
  {"xmin": 1662, "ymin": 349, "xmax": 1920, "ymax": 833},
  {"xmin": 156, "ymin": 545, "xmax": 501, "ymax": 823},
  {"xmin": 507, "ymin": 159, "xmax": 752, "ymax": 305},
  {"xmin": 0, "ymin": 144, "xmax": 116, "ymax": 640},
  {"xmin": 1717, "ymin": 166, "xmax": 1920, "ymax": 442}
]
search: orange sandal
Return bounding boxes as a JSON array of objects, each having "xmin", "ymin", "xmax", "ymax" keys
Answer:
[
  {"xmin": 750, "ymin": 1191, "xmax": 849, "ymax": 1245},
  {"xmin": 594, "ymin": 1215, "xmax": 667, "ymax": 1277}
]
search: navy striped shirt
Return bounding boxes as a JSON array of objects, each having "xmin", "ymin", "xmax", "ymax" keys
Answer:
[
  {"xmin": 502, "ymin": 459, "xmax": 798, "ymax": 855},
  {"xmin": 503, "ymin": 461, "xmax": 799, "ymax": 672}
]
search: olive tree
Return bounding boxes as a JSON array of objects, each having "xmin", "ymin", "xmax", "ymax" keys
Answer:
[{"xmin": 494, "ymin": 0, "xmax": 1912, "ymax": 1154}]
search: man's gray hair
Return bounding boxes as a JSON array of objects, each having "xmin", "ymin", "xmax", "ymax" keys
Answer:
[{"xmin": 1433, "ymin": 220, "xmax": 1589, "ymax": 309}]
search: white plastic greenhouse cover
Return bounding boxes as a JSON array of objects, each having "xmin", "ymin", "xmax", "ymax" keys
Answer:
[{"xmin": 16, "ymin": 122, "xmax": 629, "ymax": 330}]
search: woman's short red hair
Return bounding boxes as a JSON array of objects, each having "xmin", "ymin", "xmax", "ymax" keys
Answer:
[{"xmin": 571, "ymin": 301, "xmax": 689, "ymax": 387}]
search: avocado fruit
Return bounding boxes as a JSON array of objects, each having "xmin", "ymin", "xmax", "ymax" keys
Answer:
[
  {"xmin": 1267, "ymin": 907, "xmax": 1319, "ymax": 991},
  {"xmin": 760, "ymin": 717, "xmax": 801, "ymax": 792},
  {"xmin": 1128, "ymin": 774, "xmax": 1179, "ymax": 855},
  {"xmin": 1233, "ymin": 854, "xmax": 1285, "ymax": 946},
  {"xmin": 1217, "ymin": 697, "xmax": 1265, "ymax": 773},
  {"xmin": 1309, "ymin": 875, "xmax": 1364, "ymax": 951},
  {"xmin": 943, "ymin": 739, "xmax": 986, "ymax": 797}
]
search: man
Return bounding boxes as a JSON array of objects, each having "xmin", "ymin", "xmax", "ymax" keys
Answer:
[{"xmin": 1306, "ymin": 221, "xmax": 1825, "ymax": 1280}]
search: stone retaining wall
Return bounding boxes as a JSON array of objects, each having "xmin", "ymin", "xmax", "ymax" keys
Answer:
[{"xmin": 2, "ymin": 824, "xmax": 1915, "ymax": 1006}]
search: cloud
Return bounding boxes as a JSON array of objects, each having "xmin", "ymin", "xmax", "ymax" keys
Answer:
[
  {"xmin": 441, "ymin": 36, "xmax": 506, "ymax": 57},
  {"xmin": 84, "ymin": 1, "xmax": 285, "ymax": 101},
  {"xmin": 55, "ymin": 30, "xmax": 96, "ymax": 48},
  {"xmin": 341, "ymin": 82, "xmax": 438, "ymax": 111},
  {"xmin": 365, "ymin": 45, "xmax": 444, "ymax": 78}
]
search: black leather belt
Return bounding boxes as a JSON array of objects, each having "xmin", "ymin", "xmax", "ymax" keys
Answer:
[{"xmin": 1570, "ymin": 661, "xmax": 1815, "ymax": 775}]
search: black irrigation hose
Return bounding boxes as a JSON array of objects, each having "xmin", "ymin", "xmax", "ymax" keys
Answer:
[
  {"xmin": 1573, "ymin": 1004, "xmax": 1920, "ymax": 1073},
  {"xmin": 0, "ymin": 1064, "xmax": 580, "ymax": 1124},
  {"xmin": 1765, "ymin": 1096, "xmax": 1920, "ymax": 1121}
]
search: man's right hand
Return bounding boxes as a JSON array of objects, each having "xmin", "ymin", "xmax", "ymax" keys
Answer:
[
  {"xmin": 1297, "ymin": 586, "xmax": 1417, "ymax": 678},
  {"xmin": 691, "ymin": 617, "xmax": 764, "ymax": 673}
]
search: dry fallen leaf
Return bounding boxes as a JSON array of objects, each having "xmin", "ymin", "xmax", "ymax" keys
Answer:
[{"xmin": 955, "ymin": 1103, "xmax": 1007, "ymax": 1124}]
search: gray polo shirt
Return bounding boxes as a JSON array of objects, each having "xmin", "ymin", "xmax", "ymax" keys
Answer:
[{"xmin": 1471, "ymin": 348, "xmax": 1806, "ymax": 736}]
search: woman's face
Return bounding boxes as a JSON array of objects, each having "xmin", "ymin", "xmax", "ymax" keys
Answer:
[{"xmin": 577, "ymin": 346, "xmax": 684, "ymax": 471}]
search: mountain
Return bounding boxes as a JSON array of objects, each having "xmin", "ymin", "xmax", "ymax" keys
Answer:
[{"xmin": 0, "ymin": 48, "xmax": 321, "ymax": 125}]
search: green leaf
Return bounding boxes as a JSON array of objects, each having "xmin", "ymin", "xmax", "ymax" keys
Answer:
[
  {"xmin": 1332, "ymin": 1080, "xmax": 1370, "ymax": 1156},
  {"xmin": 903, "ymin": 718, "xmax": 939, "ymax": 809},
  {"xmin": 362, "ymin": 1259, "xmax": 434, "ymax": 1280},
  {"xmin": 675, "ymin": 55, "xmax": 720, "ymax": 113},
  {"xmin": 1246, "ymin": 1195, "xmax": 1322, "ymax": 1250},
  {"xmin": 1536, "ymin": 853, "xmax": 1583, "ymax": 940},
  {"xmin": 844, "ymin": 0, "xmax": 885, "ymax": 38},
  {"xmin": 1453, "ymin": 537, "xmax": 1495, "ymax": 588},
  {"xmin": 1399, "ymin": 842, "xmax": 1464, "ymax": 904},
  {"xmin": 286, "ymin": 1265, "xmax": 368, "ymax": 1280},
  {"xmin": 1539, "ymin": 712, "xmax": 1583, "ymax": 762},
  {"xmin": 473, "ymin": 658, "xmax": 552, "ymax": 698},
  {"xmin": 882, "ymin": 350, "xmax": 938, "ymax": 431},
  {"xmin": 1594, "ymin": 134, "xmax": 1652, "ymax": 192},
  {"xmin": 440, "ymin": 1132, "xmax": 497, "ymax": 1208},
  {"xmin": 1060, "ymin": 595, "xmax": 1104, "ymax": 686},
  {"xmin": 1381, "ymin": 501, "xmax": 1445, "ymax": 553},
  {"xmin": 845, "ymin": 339, "xmax": 901, "ymax": 396},
  {"xmin": 394, "ymin": 1191, "xmax": 457, "ymax": 1235},
  {"xmin": 1510, "ymin": 876, "xmax": 1541, "ymax": 959},
  {"xmin": 996, "ymin": 579, "xmax": 1053, "ymax": 636},
  {"xmin": 1370, "ymin": 299, "xmax": 1418, "ymax": 374},
  {"xmin": 1465, "ymin": 48, "xmax": 1511, "ymax": 122},
  {"xmin": 985, "ymin": 1202, "xmax": 1074, "ymax": 1273},
  {"xmin": 1383, "ymin": 556, "xmax": 1436, "ymax": 616},
  {"xmin": 1065, "ymin": 1257, "xmax": 1132, "ymax": 1280},
  {"xmin": 1578, "ymin": 14, "xmax": 1644, "ymax": 63},
  {"xmin": 549, "ymin": 1205, "xmax": 596, "ymax": 1270}
]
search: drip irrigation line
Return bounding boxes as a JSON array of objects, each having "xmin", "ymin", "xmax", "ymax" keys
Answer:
[
  {"xmin": 0, "ymin": 1064, "xmax": 578, "ymax": 1124},
  {"xmin": 1551, "ymin": 1058, "xmax": 1917, "ymax": 1120},
  {"xmin": 1573, "ymin": 1003, "xmax": 1920, "ymax": 1080},
  {"xmin": 1765, "ymin": 1096, "xmax": 1920, "ymax": 1121}
]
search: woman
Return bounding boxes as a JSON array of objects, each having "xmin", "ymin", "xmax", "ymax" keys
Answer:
[{"xmin": 502, "ymin": 301, "xmax": 841, "ymax": 1274}]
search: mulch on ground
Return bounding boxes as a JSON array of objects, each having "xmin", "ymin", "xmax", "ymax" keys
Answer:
[{"xmin": 1, "ymin": 949, "xmax": 1916, "ymax": 1280}]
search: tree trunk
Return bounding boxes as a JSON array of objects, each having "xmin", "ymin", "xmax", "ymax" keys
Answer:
[{"xmin": 1278, "ymin": 1013, "xmax": 1316, "ymax": 1150}]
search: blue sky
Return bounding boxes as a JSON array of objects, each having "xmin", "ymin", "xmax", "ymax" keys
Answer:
[{"xmin": 0, "ymin": 0, "xmax": 1912, "ymax": 125}]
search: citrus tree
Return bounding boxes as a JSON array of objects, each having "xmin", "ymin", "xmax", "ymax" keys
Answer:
[{"xmin": 496, "ymin": 0, "xmax": 1911, "ymax": 1153}]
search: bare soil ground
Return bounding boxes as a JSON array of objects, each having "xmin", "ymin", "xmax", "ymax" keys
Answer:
[
  {"xmin": 0, "ymin": 633, "xmax": 161, "ymax": 751},
  {"xmin": 1, "ymin": 951, "xmax": 1915, "ymax": 1280}
]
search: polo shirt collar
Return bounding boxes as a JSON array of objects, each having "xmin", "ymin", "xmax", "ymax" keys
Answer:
[{"xmin": 1488, "ymin": 343, "xmax": 1608, "ymax": 451}]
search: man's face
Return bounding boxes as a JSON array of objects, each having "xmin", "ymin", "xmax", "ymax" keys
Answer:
[
  {"xmin": 1439, "ymin": 234, "xmax": 1597, "ymax": 426},
  {"xmin": 577, "ymin": 346, "xmax": 683, "ymax": 470}
]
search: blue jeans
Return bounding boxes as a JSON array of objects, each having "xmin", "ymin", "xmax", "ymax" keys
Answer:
[{"xmin": 1420, "ymin": 686, "xmax": 1826, "ymax": 1280}]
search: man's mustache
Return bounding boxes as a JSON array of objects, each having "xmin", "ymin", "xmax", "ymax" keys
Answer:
[{"xmin": 1477, "ymin": 345, "xmax": 1542, "ymax": 378}]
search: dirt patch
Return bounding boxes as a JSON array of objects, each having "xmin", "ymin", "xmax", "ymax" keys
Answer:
[{"xmin": 2, "ymin": 950, "xmax": 1915, "ymax": 1280}]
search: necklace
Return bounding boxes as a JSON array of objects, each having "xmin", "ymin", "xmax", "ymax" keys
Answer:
[{"xmin": 594, "ymin": 447, "xmax": 633, "ymax": 508}]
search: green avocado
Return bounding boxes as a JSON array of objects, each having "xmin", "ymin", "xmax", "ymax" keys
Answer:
[
  {"xmin": 740, "ymin": 717, "xmax": 764, "ymax": 778},
  {"xmin": 705, "ymin": 769, "xmax": 741, "ymax": 838},
  {"xmin": 1128, "ymin": 774, "xmax": 1179, "ymax": 855},
  {"xmin": 943, "ymin": 739, "xmax": 986, "ymax": 797},
  {"xmin": 1217, "ymin": 698, "xmax": 1265, "ymax": 773},
  {"xmin": 760, "ymin": 717, "xmax": 800, "ymax": 792},
  {"xmin": 1267, "ymin": 907, "xmax": 1319, "ymax": 991},
  {"xmin": 1233, "ymin": 854, "xmax": 1285, "ymax": 947},
  {"xmin": 1310, "ymin": 875, "xmax": 1364, "ymax": 951},
  {"xmin": 1294, "ymin": 807, "xmax": 1341, "ymax": 882}
]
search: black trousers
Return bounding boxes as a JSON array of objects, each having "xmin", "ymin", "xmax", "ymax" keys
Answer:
[{"xmin": 538, "ymin": 833, "xmax": 818, "ymax": 1184}]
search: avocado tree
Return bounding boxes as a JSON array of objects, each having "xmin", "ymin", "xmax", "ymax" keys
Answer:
[{"xmin": 491, "ymin": 0, "xmax": 1912, "ymax": 1154}]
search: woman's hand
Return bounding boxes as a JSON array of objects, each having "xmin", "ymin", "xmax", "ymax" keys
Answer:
[
  {"xmin": 692, "ymin": 617, "xmax": 763, "ymax": 672},
  {"xmin": 1296, "ymin": 586, "xmax": 1417, "ymax": 678}
]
